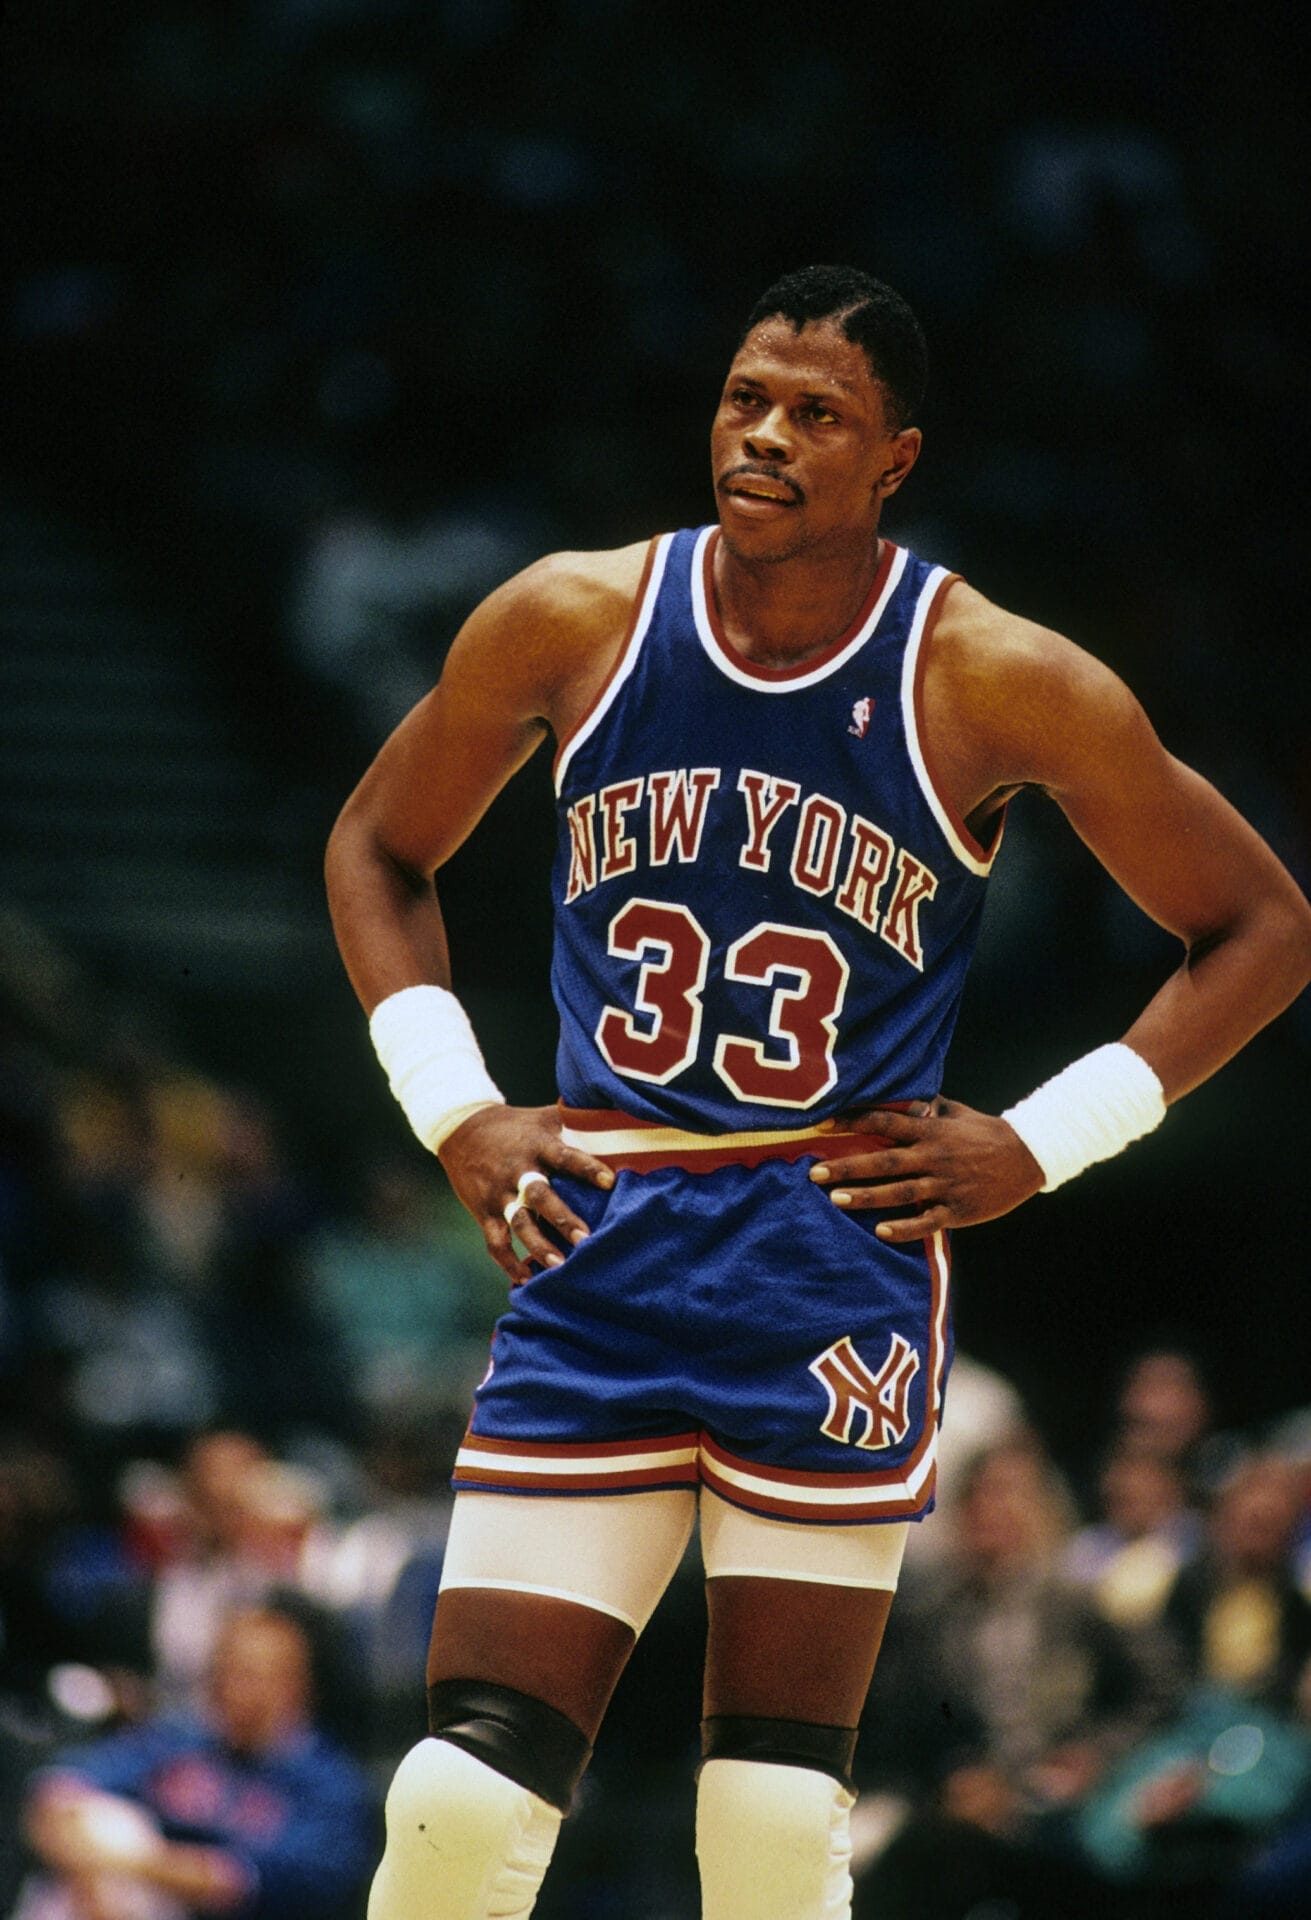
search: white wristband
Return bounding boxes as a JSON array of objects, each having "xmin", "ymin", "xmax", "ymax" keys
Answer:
[
  {"xmin": 1001, "ymin": 1042, "xmax": 1165, "ymax": 1192},
  {"xmin": 368, "ymin": 984, "xmax": 505, "ymax": 1153}
]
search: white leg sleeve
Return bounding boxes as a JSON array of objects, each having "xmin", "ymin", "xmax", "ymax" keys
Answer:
[
  {"xmin": 439, "ymin": 1489, "xmax": 696, "ymax": 1634},
  {"xmin": 696, "ymin": 1758, "xmax": 855, "ymax": 1920},
  {"xmin": 367, "ymin": 1738, "xmax": 561, "ymax": 1920}
]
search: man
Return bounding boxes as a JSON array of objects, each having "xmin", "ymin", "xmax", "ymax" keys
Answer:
[
  {"xmin": 324, "ymin": 265, "xmax": 1311, "ymax": 1920},
  {"xmin": 22, "ymin": 1606, "xmax": 374, "ymax": 1920}
]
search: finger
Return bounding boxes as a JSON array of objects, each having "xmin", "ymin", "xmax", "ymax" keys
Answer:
[
  {"xmin": 849, "ymin": 1106, "xmax": 934, "ymax": 1138},
  {"xmin": 811, "ymin": 1148, "xmax": 916, "ymax": 1184},
  {"xmin": 482, "ymin": 1219, "xmax": 531, "ymax": 1286},
  {"xmin": 829, "ymin": 1178, "xmax": 937, "ymax": 1212},
  {"xmin": 548, "ymin": 1141, "xmax": 617, "ymax": 1191},
  {"xmin": 507, "ymin": 1210, "xmax": 568, "ymax": 1269},
  {"xmin": 503, "ymin": 1170, "xmax": 593, "ymax": 1249},
  {"xmin": 874, "ymin": 1207, "xmax": 950, "ymax": 1243},
  {"xmin": 502, "ymin": 1170, "xmax": 551, "ymax": 1227},
  {"xmin": 523, "ymin": 1179, "xmax": 596, "ymax": 1248}
]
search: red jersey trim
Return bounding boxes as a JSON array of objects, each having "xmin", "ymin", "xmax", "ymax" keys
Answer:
[{"xmin": 696, "ymin": 528, "xmax": 902, "ymax": 686}]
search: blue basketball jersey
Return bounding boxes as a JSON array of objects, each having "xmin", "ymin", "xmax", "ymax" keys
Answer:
[{"xmin": 550, "ymin": 526, "xmax": 1001, "ymax": 1133}]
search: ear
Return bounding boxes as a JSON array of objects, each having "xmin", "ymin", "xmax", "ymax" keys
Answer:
[{"xmin": 875, "ymin": 427, "xmax": 922, "ymax": 500}]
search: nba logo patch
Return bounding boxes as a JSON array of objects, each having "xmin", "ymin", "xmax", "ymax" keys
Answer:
[{"xmin": 848, "ymin": 696, "xmax": 874, "ymax": 738}]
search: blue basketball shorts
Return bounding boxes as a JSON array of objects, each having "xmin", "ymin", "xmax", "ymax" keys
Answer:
[{"xmin": 452, "ymin": 1111, "xmax": 953, "ymax": 1525}]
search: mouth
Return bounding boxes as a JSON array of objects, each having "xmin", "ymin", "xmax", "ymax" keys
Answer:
[{"xmin": 719, "ymin": 469, "xmax": 802, "ymax": 510}]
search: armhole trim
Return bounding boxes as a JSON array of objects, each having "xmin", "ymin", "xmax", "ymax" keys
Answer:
[
  {"xmin": 553, "ymin": 534, "xmax": 669, "ymax": 794},
  {"xmin": 901, "ymin": 570, "xmax": 1004, "ymax": 876}
]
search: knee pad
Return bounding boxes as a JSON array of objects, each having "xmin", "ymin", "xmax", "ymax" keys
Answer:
[
  {"xmin": 428, "ymin": 1678, "xmax": 593, "ymax": 1815},
  {"xmin": 696, "ymin": 1757, "xmax": 855, "ymax": 1920},
  {"xmin": 701, "ymin": 1712, "xmax": 858, "ymax": 1792},
  {"xmin": 369, "ymin": 1736, "xmax": 560, "ymax": 1920}
]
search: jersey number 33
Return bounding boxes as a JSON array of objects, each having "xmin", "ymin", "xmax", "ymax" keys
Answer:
[{"xmin": 595, "ymin": 898, "xmax": 849, "ymax": 1110}]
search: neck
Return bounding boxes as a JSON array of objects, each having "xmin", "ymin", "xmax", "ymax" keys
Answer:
[{"xmin": 712, "ymin": 527, "xmax": 885, "ymax": 667}]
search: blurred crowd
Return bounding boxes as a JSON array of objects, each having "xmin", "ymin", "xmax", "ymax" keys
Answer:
[
  {"xmin": 6, "ymin": 2, "xmax": 1310, "ymax": 799},
  {"xmin": 3, "ymin": 936, "xmax": 1310, "ymax": 1920}
]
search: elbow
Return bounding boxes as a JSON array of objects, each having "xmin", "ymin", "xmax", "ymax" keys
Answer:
[
  {"xmin": 1245, "ymin": 881, "xmax": 1311, "ymax": 1007},
  {"xmin": 323, "ymin": 803, "xmax": 357, "ymax": 899},
  {"xmin": 324, "ymin": 802, "xmax": 431, "ymax": 913},
  {"xmin": 323, "ymin": 805, "xmax": 361, "ymax": 917},
  {"xmin": 1285, "ymin": 885, "xmax": 1311, "ymax": 995}
]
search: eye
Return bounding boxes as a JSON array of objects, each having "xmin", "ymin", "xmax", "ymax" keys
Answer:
[
  {"xmin": 803, "ymin": 402, "xmax": 838, "ymax": 425},
  {"xmin": 729, "ymin": 386, "xmax": 761, "ymax": 408}
]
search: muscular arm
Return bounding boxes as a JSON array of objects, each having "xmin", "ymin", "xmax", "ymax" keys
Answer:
[
  {"xmin": 325, "ymin": 542, "xmax": 650, "ymax": 1277},
  {"xmin": 815, "ymin": 584, "xmax": 1311, "ymax": 1236},
  {"xmin": 938, "ymin": 586, "xmax": 1311, "ymax": 1097}
]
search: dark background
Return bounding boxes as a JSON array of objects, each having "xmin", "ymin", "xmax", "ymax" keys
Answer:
[{"xmin": 2, "ymin": 0, "xmax": 1308, "ymax": 1460}]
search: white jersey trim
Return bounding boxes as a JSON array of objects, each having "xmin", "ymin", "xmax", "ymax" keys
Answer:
[
  {"xmin": 900, "ymin": 568, "xmax": 1000, "ymax": 878},
  {"xmin": 554, "ymin": 533, "xmax": 673, "ymax": 795},
  {"xmin": 691, "ymin": 526, "xmax": 910, "ymax": 693}
]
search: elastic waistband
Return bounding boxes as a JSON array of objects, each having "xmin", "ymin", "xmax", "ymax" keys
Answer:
[{"xmin": 558, "ymin": 1104, "xmax": 909, "ymax": 1173}]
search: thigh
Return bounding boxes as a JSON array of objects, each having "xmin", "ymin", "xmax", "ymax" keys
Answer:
[
  {"xmin": 429, "ymin": 1488, "xmax": 696, "ymax": 1739},
  {"xmin": 700, "ymin": 1495, "xmax": 907, "ymax": 1725},
  {"xmin": 703, "ymin": 1576, "xmax": 896, "ymax": 1726},
  {"xmin": 429, "ymin": 1588, "xmax": 635, "ymax": 1740}
]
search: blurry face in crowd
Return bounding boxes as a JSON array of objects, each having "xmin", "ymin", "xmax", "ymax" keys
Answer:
[
  {"xmin": 1211, "ymin": 1460, "xmax": 1302, "ymax": 1576},
  {"xmin": 1100, "ymin": 1448, "xmax": 1186, "ymax": 1537},
  {"xmin": 711, "ymin": 318, "xmax": 919, "ymax": 566},
  {"xmin": 959, "ymin": 1446, "xmax": 1065, "ymax": 1571},
  {"xmin": 209, "ymin": 1609, "xmax": 311, "ymax": 1752},
  {"xmin": 184, "ymin": 1431, "xmax": 267, "ymax": 1551},
  {"xmin": 1117, "ymin": 1352, "xmax": 1212, "ymax": 1461}
]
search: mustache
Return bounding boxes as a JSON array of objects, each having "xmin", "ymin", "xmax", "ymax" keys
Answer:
[{"xmin": 717, "ymin": 463, "xmax": 805, "ymax": 505}]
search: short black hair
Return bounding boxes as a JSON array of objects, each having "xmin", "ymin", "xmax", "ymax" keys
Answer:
[{"xmin": 741, "ymin": 266, "xmax": 928, "ymax": 429}]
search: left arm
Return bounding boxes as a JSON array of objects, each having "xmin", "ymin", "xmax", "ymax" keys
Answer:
[{"xmin": 812, "ymin": 590, "xmax": 1311, "ymax": 1239}]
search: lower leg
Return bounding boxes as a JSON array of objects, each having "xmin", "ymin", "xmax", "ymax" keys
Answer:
[
  {"xmin": 368, "ymin": 1489, "xmax": 693, "ymax": 1920},
  {"xmin": 696, "ymin": 1506, "xmax": 904, "ymax": 1920}
]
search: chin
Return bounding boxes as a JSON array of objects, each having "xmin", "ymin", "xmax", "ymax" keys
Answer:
[{"xmin": 717, "ymin": 515, "xmax": 811, "ymax": 565}]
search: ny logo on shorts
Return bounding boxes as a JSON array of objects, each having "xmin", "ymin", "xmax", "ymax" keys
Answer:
[{"xmin": 809, "ymin": 1333, "xmax": 921, "ymax": 1452}]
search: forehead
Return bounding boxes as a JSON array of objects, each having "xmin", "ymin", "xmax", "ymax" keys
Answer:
[{"xmin": 727, "ymin": 317, "xmax": 882, "ymax": 405}]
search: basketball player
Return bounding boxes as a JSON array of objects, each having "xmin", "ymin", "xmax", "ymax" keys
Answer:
[{"xmin": 325, "ymin": 267, "xmax": 1311, "ymax": 1919}]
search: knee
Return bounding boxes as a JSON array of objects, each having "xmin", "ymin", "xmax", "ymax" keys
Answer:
[
  {"xmin": 427, "ymin": 1679, "xmax": 592, "ymax": 1815},
  {"xmin": 696, "ymin": 1758, "xmax": 855, "ymax": 1920},
  {"xmin": 372, "ymin": 1738, "xmax": 561, "ymax": 1920}
]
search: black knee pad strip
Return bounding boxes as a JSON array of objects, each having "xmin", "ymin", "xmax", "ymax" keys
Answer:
[
  {"xmin": 427, "ymin": 1678, "xmax": 593, "ymax": 1815},
  {"xmin": 701, "ymin": 1714, "xmax": 858, "ymax": 1793}
]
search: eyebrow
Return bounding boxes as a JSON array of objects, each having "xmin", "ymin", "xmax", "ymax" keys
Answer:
[{"xmin": 731, "ymin": 372, "xmax": 861, "ymax": 400}]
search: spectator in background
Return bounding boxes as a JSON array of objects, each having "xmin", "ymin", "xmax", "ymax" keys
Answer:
[
  {"xmin": 1072, "ymin": 1459, "xmax": 1311, "ymax": 1906},
  {"xmin": 306, "ymin": 1154, "xmax": 501, "ymax": 1415},
  {"xmin": 899, "ymin": 1350, "xmax": 1029, "ymax": 1574},
  {"xmin": 19, "ymin": 1604, "xmax": 374, "ymax": 1920},
  {"xmin": 89, "ymin": 1432, "xmax": 275, "ymax": 1710},
  {"xmin": 856, "ymin": 1439, "xmax": 1171, "ymax": 1917},
  {"xmin": 1162, "ymin": 1454, "xmax": 1311, "ymax": 1708},
  {"xmin": 1114, "ymin": 1348, "xmax": 1231, "ymax": 1496},
  {"xmin": 1064, "ymin": 1441, "xmax": 1203, "ymax": 1637}
]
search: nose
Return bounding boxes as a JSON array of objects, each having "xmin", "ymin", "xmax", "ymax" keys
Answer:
[{"xmin": 744, "ymin": 404, "xmax": 792, "ymax": 463}]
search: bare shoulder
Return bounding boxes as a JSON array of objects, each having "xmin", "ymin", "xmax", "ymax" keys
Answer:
[
  {"xmin": 928, "ymin": 577, "xmax": 1150, "ymax": 798},
  {"xmin": 446, "ymin": 538, "xmax": 654, "ymax": 729}
]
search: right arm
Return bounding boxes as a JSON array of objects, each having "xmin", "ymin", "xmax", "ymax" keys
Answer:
[{"xmin": 325, "ymin": 544, "xmax": 648, "ymax": 1281}]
